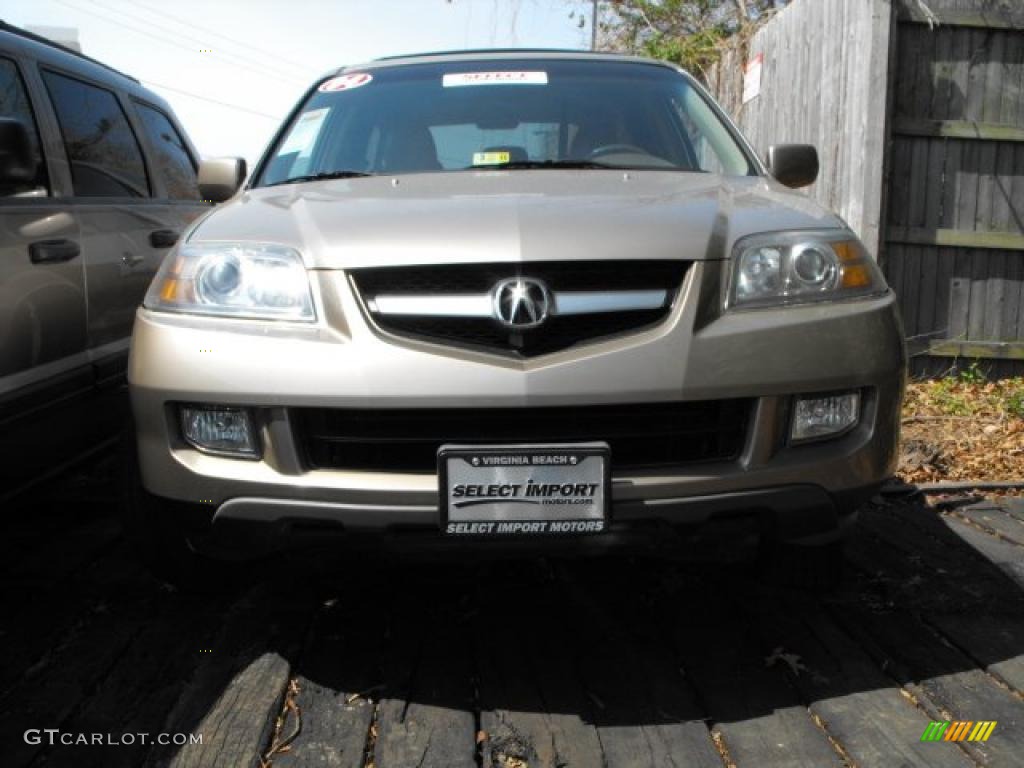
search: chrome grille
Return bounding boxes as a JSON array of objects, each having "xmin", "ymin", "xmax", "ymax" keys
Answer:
[{"xmin": 349, "ymin": 261, "xmax": 690, "ymax": 357}]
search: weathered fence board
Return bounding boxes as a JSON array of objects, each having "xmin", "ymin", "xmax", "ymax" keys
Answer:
[
  {"xmin": 708, "ymin": 0, "xmax": 892, "ymax": 259},
  {"xmin": 898, "ymin": 0, "xmax": 1024, "ymax": 30},
  {"xmin": 710, "ymin": 0, "xmax": 1024, "ymax": 376},
  {"xmin": 888, "ymin": 1, "xmax": 1024, "ymax": 374}
]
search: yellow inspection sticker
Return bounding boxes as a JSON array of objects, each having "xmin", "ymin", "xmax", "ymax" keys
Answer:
[{"xmin": 473, "ymin": 151, "xmax": 510, "ymax": 166}]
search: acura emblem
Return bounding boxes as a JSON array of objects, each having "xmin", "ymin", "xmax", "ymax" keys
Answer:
[{"xmin": 492, "ymin": 277, "xmax": 551, "ymax": 329}]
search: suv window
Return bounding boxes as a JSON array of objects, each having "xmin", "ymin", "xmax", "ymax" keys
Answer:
[
  {"xmin": 0, "ymin": 56, "xmax": 49, "ymax": 196},
  {"xmin": 41, "ymin": 70, "xmax": 150, "ymax": 197},
  {"xmin": 134, "ymin": 101, "xmax": 199, "ymax": 200}
]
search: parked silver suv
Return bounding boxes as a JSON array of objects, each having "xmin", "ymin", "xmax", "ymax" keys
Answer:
[
  {"xmin": 0, "ymin": 22, "xmax": 208, "ymax": 498},
  {"xmin": 126, "ymin": 51, "xmax": 905, "ymax": 586}
]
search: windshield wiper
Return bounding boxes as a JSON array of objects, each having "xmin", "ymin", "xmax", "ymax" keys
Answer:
[
  {"xmin": 466, "ymin": 160, "xmax": 618, "ymax": 171},
  {"xmin": 267, "ymin": 170, "xmax": 374, "ymax": 186}
]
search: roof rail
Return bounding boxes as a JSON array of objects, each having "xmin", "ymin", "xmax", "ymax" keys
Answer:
[
  {"xmin": 0, "ymin": 19, "xmax": 140, "ymax": 83},
  {"xmin": 372, "ymin": 47, "xmax": 615, "ymax": 62}
]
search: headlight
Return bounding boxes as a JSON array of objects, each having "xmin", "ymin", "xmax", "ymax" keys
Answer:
[
  {"xmin": 145, "ymin": 243, "xmax": 315, "ymax": 322},
  {"xmin": 728, "ymin": 231, "xmax": 886, "ymax": 309}
]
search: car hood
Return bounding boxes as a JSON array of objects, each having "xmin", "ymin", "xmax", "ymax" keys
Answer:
[{"xmin": 189, "ymin": 171, "xmax": 846, "ymax": 269}]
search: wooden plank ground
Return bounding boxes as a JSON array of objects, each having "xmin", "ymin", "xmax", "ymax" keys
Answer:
[
  {"xmin": 475, "ymin": 564, "xmax": 608, "ymax": 768},
  {"xmin": 635, "ymin": 566, "xmax": 844, "ymax": 768},
  {"xmin": 370, "ymin": 566, "xmax": 478, "ymax": 768},
  {"xmin": 270, "ymin": 591, "xmax": 382, "ymax": 768},
  {"xmin": 36, "ymin": 595, "xmax": 229, "ymax": 768},
  {"xmin": 149, "ymin": 582, "xmax": 316, "ymax": 768},
  {"xmin": 750, "ymin": 601, "xmax": 973, "ymax": 768},
  {"xmin": 3, "ymin": 455, "xmax": 1024, "ymax": 768},
  {"xmin": 0, "ymin": 555, "xmax": 161, "ymax": 767},
  {"xmin": 826, "ymin": 592, "xmax": 1024, "ymax": 767},
  {"xmin": 844, "ymin": 509, "xmax": 1024, "ymax": 697},
  {"xmin": 552, "ymin": 561, "xmax": 724, "ymax": 768},
  {"xmin": 950, "ymin": 503, "xmax": 1024, "ymax": 546}
]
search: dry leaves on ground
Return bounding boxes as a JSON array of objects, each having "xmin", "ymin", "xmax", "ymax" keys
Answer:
[{"xmin": 898, "ymin": 374, "xmax": 1024, "ymax": 485}]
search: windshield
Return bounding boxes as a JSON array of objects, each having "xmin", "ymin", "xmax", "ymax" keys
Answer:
[{"xmin": 256, "ymin": 58, "xmax": 756, "ymax": 186}]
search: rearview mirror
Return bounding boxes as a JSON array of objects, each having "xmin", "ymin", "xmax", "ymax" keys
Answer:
[
  {"xmin": 475, "ymin": 113, "xmax": 521, "ymax": 130},
  {"xmin": 766, "ymin": 144, "xmax": 819, "ymax": 189},
  {"xmin": 0, "ymin": 118, "xmax": 35, "ymax": 186},
  {"xmin": 198, "ymin": 156, "xmax": 247, "ymax": 202}
]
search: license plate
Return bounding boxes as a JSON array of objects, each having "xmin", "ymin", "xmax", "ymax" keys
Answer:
[{"xmin": 438, "ymin": 443, "xmax": 610, "ymax": 536}]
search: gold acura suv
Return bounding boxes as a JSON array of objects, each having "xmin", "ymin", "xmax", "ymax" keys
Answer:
[{"xmin": 126, "ymin": 51, "xmax": 905, "ymax": 588}]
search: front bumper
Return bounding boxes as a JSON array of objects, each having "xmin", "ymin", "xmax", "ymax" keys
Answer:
[
  {"xmin": 208, "ymin": 483, "xmax": 863, "ymax": 557},
  {"xmin": 128, "ymin": 262, "xmax": 905, "ymax": 552}
]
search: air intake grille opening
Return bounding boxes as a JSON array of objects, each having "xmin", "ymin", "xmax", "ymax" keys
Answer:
[
  {"xmin": 349, "ymin": 261, "xmax": 690, "ymax": 357},
  {"xmin": 293, "ymin": 400, "xmax": 750, "ymax": 473}
]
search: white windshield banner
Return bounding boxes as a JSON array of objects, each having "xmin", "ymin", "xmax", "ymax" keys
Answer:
[{"xmin": 442, "ymin": 71, "xmax": 548, "ymax": 87}]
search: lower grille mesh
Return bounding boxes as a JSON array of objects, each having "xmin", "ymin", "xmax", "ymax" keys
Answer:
[{"xmin": 294, "ymin": 400, "xmax": 751, "ymax": 473}]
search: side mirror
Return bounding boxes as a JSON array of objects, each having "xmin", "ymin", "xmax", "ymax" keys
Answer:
[
  {"xmin": 198, "ymin": 156, "xmax": 247, "ymax": 202},
  {"xmin": 766, "ymin": 144, "xmax": 819, "ymax": 189},
  {"xmin": 0, "ymin": 118, "xmax": 35, "ymax": 186}
]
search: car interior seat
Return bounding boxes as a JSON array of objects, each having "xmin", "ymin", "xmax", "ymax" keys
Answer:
[{"xmin": 381, "ymin": 125, "xmax": 442, "ymax": 172}]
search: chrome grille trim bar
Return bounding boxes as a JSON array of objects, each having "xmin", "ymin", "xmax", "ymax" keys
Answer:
[
  {"xmin": 367, "ymin": 294, "xmax": 492, "ymax": 317},
  {"xmin": 367, "ymin": 289, "xmax": 668, "ymax": 317},
  {"xmin": 553, "ymin": 290, "xmax": 668, "ymax": 315}
]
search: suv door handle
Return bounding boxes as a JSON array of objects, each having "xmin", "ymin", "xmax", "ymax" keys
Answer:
[
  {"xmin": 149, "ymin": 229, "xmax": 180, "ymax": 248},
  {"xmin": 29, "ymin": 239, "xmax": 80, "ymax": 264}
]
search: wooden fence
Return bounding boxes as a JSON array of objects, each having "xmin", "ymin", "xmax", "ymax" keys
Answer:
[
  {"xmin": 707, "ymin": 0, "xmax": 892, "ymax": 259},
  {"xmin": 709, "ymin": 0, "xmax": 1024, "ymax": 377}
]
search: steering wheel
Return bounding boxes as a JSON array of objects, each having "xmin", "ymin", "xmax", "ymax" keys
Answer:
[{"xmin": 588, "ymin": 144, "xmax": 650, "ymax": 159}]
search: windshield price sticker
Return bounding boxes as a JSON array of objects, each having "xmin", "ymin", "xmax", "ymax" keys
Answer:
[
  {"xmin": 279, "ymin": 108, "xmax": 329, "ymax": 155},
  {"xmin": 439, "ymin": 445, "xmax": 609, "ymax": 536},
  {"xmin": 318, "ymin": 73, "xmax": 373, "ymax": 92},
  {"xmin": 442, "ymin": 71, "xmax": 548, "ymax": 87}
]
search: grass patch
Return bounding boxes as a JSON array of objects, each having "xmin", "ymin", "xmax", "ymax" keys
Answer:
[{"xmin": 906, "ymin": 364, "xmax": 1024, "ymax": 420}]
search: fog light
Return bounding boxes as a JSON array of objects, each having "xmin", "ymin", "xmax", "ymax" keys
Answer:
[
  {"xmin": 791, "ymin": 392, "xmax": 860, "ymax": 442},
  {"xmin": 180, "ymin": 406, "xmax": 258, "ymax": 457}
]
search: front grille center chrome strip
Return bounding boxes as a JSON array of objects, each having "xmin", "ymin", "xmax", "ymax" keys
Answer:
[{"xmin": 367, "ymin": 289, "xmax": 669, "ymax": 317}]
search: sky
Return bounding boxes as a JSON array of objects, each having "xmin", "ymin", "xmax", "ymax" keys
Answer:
[{"xmin": 4, "ymin": 0, "xmax": 595, "ymax": 165}]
